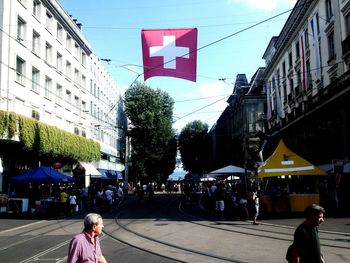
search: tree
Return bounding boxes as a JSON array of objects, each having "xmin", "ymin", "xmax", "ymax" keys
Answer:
[
  {"xmin": 178, "ymin": 120, "xmax": 210, "ymax": 174},
  {"xmin": 124, "ymin": 82, "xmax": 177, "ymax": 183}
]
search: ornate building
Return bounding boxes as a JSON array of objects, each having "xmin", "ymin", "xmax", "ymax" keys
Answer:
[{"xmin": 263, "ymin": 0, "xmax": 350, "ymax": 165}]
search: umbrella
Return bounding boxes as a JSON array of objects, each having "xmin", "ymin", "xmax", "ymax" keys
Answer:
[{"xmin": 10, "ymin": 166, "xmax": 75, "ymax": 183}]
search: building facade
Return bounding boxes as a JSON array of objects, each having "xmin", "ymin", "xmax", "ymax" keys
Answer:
[
  {"xmin": 0, "ymin": 0, "xmax": 125, "ymax": 191},
  {"xmin": 210, "ymin": 69, "xmax": 266, "ymax": 170},
  {"xmin": 263, "ymin": 0, "xmax": 350, "ymax": 165}
]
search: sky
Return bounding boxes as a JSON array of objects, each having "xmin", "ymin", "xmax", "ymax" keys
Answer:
[{"xmin": 58, "ymin": 0, "xmax": 297, "ymax": 132}]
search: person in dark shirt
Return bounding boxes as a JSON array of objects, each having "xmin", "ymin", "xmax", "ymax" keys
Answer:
[{"xmin": 293, "ymin": 204, "xmax": 325, "ymax": 263}]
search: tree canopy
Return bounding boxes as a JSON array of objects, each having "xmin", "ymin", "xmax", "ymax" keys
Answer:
[
  {"xmin": 178, "ymin": 120, "xmax": 210, "ymax": 174},
  {"xmin": 124, "ymin": 82, "xmax": 176, "ymax": 183}
]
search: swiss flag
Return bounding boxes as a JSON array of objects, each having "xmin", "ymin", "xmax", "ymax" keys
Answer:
[{"xmin": 141, "ymin": 28, "xmax": 197, "ymax": 82}]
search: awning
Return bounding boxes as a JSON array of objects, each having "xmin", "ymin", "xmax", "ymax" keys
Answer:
[
  {"xmin": 96, "ymin": 169, "xmax": 109, "ymax": 179},
  {"xmin": 258, "ymin": 140, "xmax": 328, "ymax": 178},
  {"xmin": 97, "ymin": 169, "xmax": 123, "ymax": 180},
  {"xmin": 79, "ymin": 162, "xmax": 102, "ymax": 178}
]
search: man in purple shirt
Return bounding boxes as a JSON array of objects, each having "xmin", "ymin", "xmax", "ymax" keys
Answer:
[{"xmin": 67, "ymin": 213, "xmax": 107, "ymax": 263}]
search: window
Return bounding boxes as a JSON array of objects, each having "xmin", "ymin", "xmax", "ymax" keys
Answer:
[
  {"xmin": 327, "ymin": 31, "xmax": 335, "ymax": 61},
  {"xmin": 45, "ymin": 42, "xmax": 52, "ymax": 65},
  {"xmin": 45, "ymin": 11, "xmax": 53, "ymax": 33},
  {"xmin": 295, "ymin": 41, "xmax": 300, "ymax": 59},
  {"xmin": 296, "ymin": 69, "xmax": 301, "ymax": 97},
  {"xmin": 32, "ymin": 30, "xmax": 40, "ymax": 54},
  {"xmin": 82, "ymin": 75, "xmax": 86, "ymax": 89},
  {"xmin": 283, "ymin": 83, "xmax": 287, "ymax": 102},
  {"xmin": 82, "ymin": 100, "xmax": 87, "ymax": 112},
  {"xmin": 74, "ymin": 43, "xmax": 80, "ymax": 60},
  {"xmin": 289, "ymin": 78, "xmax": 294, "ymax": 101},
  {"xmin": 56, "ymin": 52, "xmax": 62, "ymax": 72},
  {"xmin": 57, "ymin": 23, "xmax": 63, "ymax": 42},
  {"xmin": 17, "ymin": 16, "xmax": 26, "ymax": 42},
  {"xmin": 288, "ymin": 51, "xmax": 293, "ymax": 68},
  {"xmin": 66, "ymin": 61, "xmax": 71, "ymax": 79},
  {"xmin": 33, "ymin": 0, "xmax": 41, "ymax": 18},
  {"xmin": 56, "ymin": 84, "xmax": 63, "ymax": 104},
  {"xmin": 82, "ymin": 52, "xmax": 86, "ymax": 67},
  {"xmin": 74, "ymin": 68, "xmax": 80, "ymax": 84},
  {"xmin": 16, "ymin": 56, "xmax": 25, "ymax": 84},
  {"xmin": 31, "ymin": 67, "xmax": 40, "ymax": 92},
  {"xmin": 74, "ymin": 95, "xmax": 79, "ymax": 107},
  {"xmin": 45, "ymin": 76, "xmax": 52, "ymax": 99},
  {"xmin": 306, "ymin": 59, "xmax": 312, "ymax": 89},
  {"xmin": 304, "ymin": 29, "xmax": 309, "ymax": 49},
  {"xmin": 326, "ymin": 0, "xmax": 333, "ymax": 21},
  {"xmin": 66, "ymin": 33, "xmax": 72, "ymax": 51},
  {"xmin": 282, "ymin": 61, "xmax": 286, "ymax": 77},
  {"xmin": 66, "ymin": 90, "xmax": 72, "ymax": 107},
  {"xmin": 345, "ymin": 13, "xmax": 350, "ymax": 37},
  {"xmin": 32, "ymin": 109, "xmax": 40, "ymax": 120}
]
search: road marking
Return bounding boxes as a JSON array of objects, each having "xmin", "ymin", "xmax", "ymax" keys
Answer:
[
  {"xmin": 19, "ymin": 239, "xmax": 71, "ymax": 263},
  {"xmin": 0, "ymin": 221, "xmax": 46, "ymax": 234}
]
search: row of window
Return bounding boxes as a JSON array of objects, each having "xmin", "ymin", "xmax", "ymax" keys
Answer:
[
  {"xmin": 16, "ymin": 0, "xmax": 120, "ymax": 144},
  {"xmin": 17, "ymin": 16, "xmax": 87, "ymax": 83},
  {"xmin": 15, "ymin": 55, "xmax": 87, "ymax": 112},
  {"xmin": 17, "ymin": 0, "xmax": 119, "ymax": 111},
  {"xmin": 269, "ymin": 7, "xmax": 339, "ymax": 107}
]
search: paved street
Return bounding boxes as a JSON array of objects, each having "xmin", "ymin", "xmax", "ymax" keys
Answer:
[{"xmin": 0, "ymin": 193, "xmax": 349, "ymax": 263}]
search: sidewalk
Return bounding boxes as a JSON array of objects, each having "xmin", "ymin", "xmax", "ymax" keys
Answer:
[
  {"xmin": 261, "ymin": 217, "xmax": 350, "ymax": 233},
  {"xmin": 198, "ymin": 193, "xmax": 350, "ymax": 234}
]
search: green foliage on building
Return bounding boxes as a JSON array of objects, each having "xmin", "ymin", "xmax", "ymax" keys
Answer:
[{"xmin": 0, "ymin": 111, "xmax": 100, "ymax": 162}]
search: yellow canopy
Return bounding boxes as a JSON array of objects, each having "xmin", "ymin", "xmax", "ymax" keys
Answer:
[{"xmin": 258, "ymin": 140, "xmax": 328, "ymax": 178}]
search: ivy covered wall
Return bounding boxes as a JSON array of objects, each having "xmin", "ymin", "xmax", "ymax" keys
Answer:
[{"xmin": 0, "ymin": 111, "xmax": 100, "ymax": 162}]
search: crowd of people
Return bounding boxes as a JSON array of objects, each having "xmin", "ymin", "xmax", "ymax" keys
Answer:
[
  {"xmin": 58, "ymin": 183, "xmax": 125, "ymax": 215},
  {"xmin": 202, "ymin": 181, "xmax": 260, "ymax": 223}
]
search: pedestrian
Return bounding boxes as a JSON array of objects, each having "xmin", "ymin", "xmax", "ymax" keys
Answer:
[
  {"xmin": 67, "ymin": 213, "xmax": 107, "ymax": 263},
  {"xmin": 60, "ymin": 189, "xmax": 68, "ymax": 214},
  {"xmin": 116, "ymin": 184, "xmax": 124, "ymax": 205},
  {"xmin": 214, "ymin": 183, "xmax": 225, "ymax": 220},
  {"xmin": 290, "ymin": 204, "xmax": 326, "ymax": 263},
  {"xmin": 252, "ymin": 191, "xmax": 259, "ymax": 225},
  {"xmin": 69, "ymin": 192, "xmax": 77, "ymax": 215}
]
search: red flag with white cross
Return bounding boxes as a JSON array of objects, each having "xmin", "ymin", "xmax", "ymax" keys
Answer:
[{"xmin": 141, "ymin": 28, "xmax": 197, "ymax": 82}]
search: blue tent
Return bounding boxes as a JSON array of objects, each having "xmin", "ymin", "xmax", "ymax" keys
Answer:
[{"xmin": 10, "ymin": 166, "xmax": 75, "ymax": 183}]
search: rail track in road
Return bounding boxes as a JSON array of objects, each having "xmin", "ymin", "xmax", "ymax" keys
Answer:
[{"xmin": 103, "ymin": 193, "xmax": 350, "ymax": 263}]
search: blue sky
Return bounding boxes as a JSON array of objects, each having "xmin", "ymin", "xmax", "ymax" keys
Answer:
[{"xmin": 58, "ymin": 0, "xmax": 297, "ymax": 132}]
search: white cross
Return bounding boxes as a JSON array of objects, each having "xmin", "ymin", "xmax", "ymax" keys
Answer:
[{"xmin": 149, "ymin": 35, "xmax": 189, "ymax": 69}]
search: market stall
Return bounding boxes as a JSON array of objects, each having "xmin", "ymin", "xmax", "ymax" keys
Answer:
[
  {"xmin": 8, "ymin": 166, "xmax": 75, "ymax": 214},
  {"xmin": 258, "ymin": 140, "xmax": 328, "ymax": 213}
]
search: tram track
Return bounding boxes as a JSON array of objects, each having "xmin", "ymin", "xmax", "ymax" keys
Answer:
[
  {"xmin": 180, "ymin": 203, "xmax": 350, "ymax": 249},
  {"xmin": 103, "ymin": 193, "xmax": 349, "ymax": 263},
  {"xmin": 106, "ymin": 194, "xmax": 247, "ymax": 263}
]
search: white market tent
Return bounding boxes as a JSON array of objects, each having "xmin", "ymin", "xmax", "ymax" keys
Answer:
[
  {"xmin": 208, "ymin": 165, "xmax": 247, "ymax": 180},
  {"xmin": 208, "ymin": 165, "xmax": 247, "ymax": 175}
]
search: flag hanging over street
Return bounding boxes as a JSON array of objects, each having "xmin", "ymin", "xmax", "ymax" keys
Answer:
[{"xmin": 141, "ymin": 28, "xmax": 197, "ymax": 82}]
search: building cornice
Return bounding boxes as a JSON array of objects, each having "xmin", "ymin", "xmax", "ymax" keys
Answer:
[
  {"xmin": 43, "ymin": 0, "xmax": 92, "ymax": 55},
  {"xmin": 264, "ymin": 0, "xmax": 317, "ymax": 76}
]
